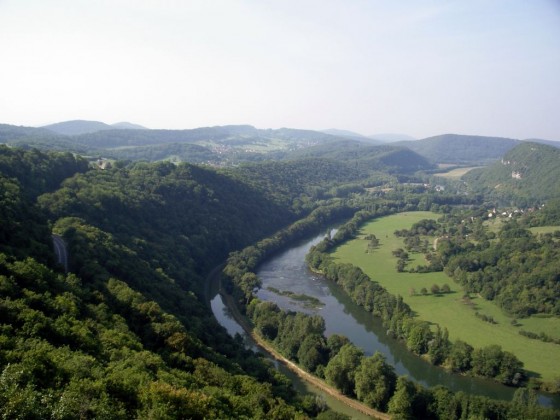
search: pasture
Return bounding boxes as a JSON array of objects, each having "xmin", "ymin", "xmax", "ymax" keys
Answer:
[{"xmin": 330, "ymin": 211, "xmax": 560, "ymax": 381}]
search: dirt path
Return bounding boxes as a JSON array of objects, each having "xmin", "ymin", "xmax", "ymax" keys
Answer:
[{"xmin": 220, "ymin": 290, "xmax": 391, "ymax": 420}]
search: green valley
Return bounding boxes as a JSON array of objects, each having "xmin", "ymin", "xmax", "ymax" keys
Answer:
[{"xmin": 330, "ymin": 212, "xmax": 560, "ymax": 382}]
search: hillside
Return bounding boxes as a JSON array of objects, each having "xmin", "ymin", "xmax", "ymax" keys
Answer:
[
  {"xmin": 42, "ymin": 120, "xmax": 116, "ymax": 135},
  {"xmin": 0, "ymin": 124, "xmax": 57, "ymax": 142},
  {"xmin": 398, "ymin": 134, "xmax": 520, "ymax": 164},
  {"xmin": 111, "ymin": 121, "xmax": 147, "ymax": 130},
  {"xmin": 0, "ymin": 146, "xmax": 341, "ymax": 418},
  {"xmin": 42, "ymin": 120, "xmax": 148, "ymax": 135},
  {"xmin": 285, "ymin": 140, "xmax": 435, "ymax": 174},
  {"xmin": 463, "ymin": 142, "xmax": 560, "ymax": 204},
  {"xmin": 369, "ymin": 133, "xmax": 416, "ymax": 142}
]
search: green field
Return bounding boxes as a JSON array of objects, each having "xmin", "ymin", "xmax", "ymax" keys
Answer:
[
  {"xmin": 435, "ymin": 166, "xmax": 481, "ymax": 179},
  {"xmin": 529, "ymin": 225, "xmax": 560, "ymax": 235},
  {"xmin": 330, "ymin": 211, "xmax": 560, "ymax": 382}
]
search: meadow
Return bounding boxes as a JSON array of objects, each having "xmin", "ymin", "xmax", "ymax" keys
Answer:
[
  {"xmin": 434, "ymin": 166, "xmax": 481, "ymax": 179},
  {"xmin": 330, "ymin": 211, "xmax": 560, "ymax": 382}
]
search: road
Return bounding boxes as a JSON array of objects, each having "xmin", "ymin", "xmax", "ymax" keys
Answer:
[{"xmin": 52, "ymin": 234, "xmax": 68, "ymax": 272}]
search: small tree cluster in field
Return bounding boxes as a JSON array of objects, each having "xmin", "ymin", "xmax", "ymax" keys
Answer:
[
  {"xmin": 364, "ymin": 233, "xmax": 380, "ymax": 252},
  {"xmin": 475, "ymin": 311, "xmax": 497, "ymax": 324},
  {"xmin": 410, "ymin": 283, "xmax": 452, "ymax": 296},
  {"xmin": 392, "ymin": 248, "xmax": 408, "ymax": 272}
]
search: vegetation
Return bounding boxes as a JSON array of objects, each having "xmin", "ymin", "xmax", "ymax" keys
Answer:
[
  {"xmin": 330, "ymin": 210, "xmax": 560, "ymax": 384},
  {"xmin": 223, "ymin": 213, "xmax": 559, "ymax": 419},
  {"xmin": 398, "ymin": 133, "xmax": 520, "ymax": 164},
  {"xmin": 2, "ymin": 146, "xmax": 367, "ymax": 418},
  {"xmin": 2, "ymin": 126, "xmax": 560, "ymax": 418},
  {"xmin": 464, "ymin": 142, "xmax": 560, "ymax": 205},
  {"xmin": 307, "ymin": 211, "xmax": 526, "ymax": 386}
]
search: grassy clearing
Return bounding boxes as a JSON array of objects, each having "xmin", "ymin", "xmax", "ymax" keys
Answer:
[
  {"xmin": 435, "ymin": 166, "xmax": 481, "ymax": 179},
  {"xmin": 330, "ymin": 211, "xmax": 560, "ymax": 381},
  {"xmin": 529, "ymin": 226, "xmax": 560, "ymax": 235}
]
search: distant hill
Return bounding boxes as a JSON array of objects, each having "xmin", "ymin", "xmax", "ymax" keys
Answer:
[
  {"xmin": 111, "ymin": 121, "xmax": 147, "ymax": 130},
  {"xmin": 463, "ymin": 142, "xmax": 560, "ymax": 204},
  {"xmin": 522, "ymin": 138, "xmax": 560, "ymax": 148},
  {"xmin": 368, "ymin": 133, "xmax": 416, "ymax": 142},
  {"xmin": 321, "ymin": 128, "xmax": 379, "ymax": 142},
  {"xmin": 0, "ymin": 124, "xmax": 54, "ymax": 141},
  {"xmin": 42, "ymin": 120, "xmax": 147, "ymax": 135},
  {"xmin": 397, "ymin": 134, "xmax": 520, "ymax": 164},
  {"xmin": 42, "ymin": 120, "xmax": 114, "ymax": 135},
  {"xmin": 285, "ymin": 140, "xmax": 434, "ymax": 174}
]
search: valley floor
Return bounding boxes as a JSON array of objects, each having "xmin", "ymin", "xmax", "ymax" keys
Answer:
[{"xmin": 331, "ymin": 211, "xmax": 560, "ymax": 383}]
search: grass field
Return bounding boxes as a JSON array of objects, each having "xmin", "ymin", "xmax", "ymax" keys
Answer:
[
  {"xmin": 330, "ymin": 211, "xmax": 560, "ymax": 382},
  {"xmin": 435, "ymin": 166, "xmax": 481, "ymax": 179},
  {"xmin": 529, "ymin": 226, "xmax": 560, "ymax": 235}
]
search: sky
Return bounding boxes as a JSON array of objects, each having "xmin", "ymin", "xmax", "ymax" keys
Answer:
[{"xmin": 1, "ymin": 0, "xmax": 559, "ymax": 140}]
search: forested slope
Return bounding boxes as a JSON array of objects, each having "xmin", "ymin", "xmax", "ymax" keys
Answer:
[
  {"xmin": 284, "ymin": 141, "xmax": 434, "ymax": 174},
  {"xmin": 0, "ymin": 147, "xmax": 346, "ymax": 418},
  {"xmin": 463, "ymin": 142, "xmax": 560, "ymax": 205},
  {"xmin": 398, "ymin": 134, "xmax": 520, "ymax": 164}
]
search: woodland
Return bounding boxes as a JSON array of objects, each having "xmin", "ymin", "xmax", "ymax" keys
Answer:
[{"xmin": 1, "ymin": 122, "xmax": 560, "ymax": 419}]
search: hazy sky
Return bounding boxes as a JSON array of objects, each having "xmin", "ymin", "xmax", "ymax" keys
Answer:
[{"xmin": 1, "ymin": 0, "xmax": 559, "ymax": 139}]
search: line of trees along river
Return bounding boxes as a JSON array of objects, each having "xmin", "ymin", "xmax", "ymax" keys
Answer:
[{"xmin": 214, "ymin": 229, "xmax": 560, "ymax": 416}]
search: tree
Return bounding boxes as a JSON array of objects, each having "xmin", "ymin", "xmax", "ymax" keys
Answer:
[
  {"xmin": 448, "ymin": 340, "xmax": 473, "ymax": 373},
  {"xmin": 324, "ymin": 344, "xmax": 363, "ymax": 396},
  {"xmin": 428, "ymin": 326, "xmax": 449, "ymax": 365},
  {"xmin": 354, "ymin": 352, "xmax": 396, "ymax": 411},
  {"xmin": 406, "ymin": 322, "xmax": 432, "ymax": 355},
  {"xmin": 297, "ymin": 334, "xmax": 327, "ymax": 373},
  {"xmin": 326, "ymin": 334, "xmax": 350, "ymax": 359},
  {"xmin": 388, "ymin": 376, "xmax": 415, "ymax": 419},
  {"xmin": 430, "ymin": 284, "xmax": 441, "ymax": 295}
]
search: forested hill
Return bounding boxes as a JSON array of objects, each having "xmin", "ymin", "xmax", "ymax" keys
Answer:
[
  {"xmin": 285, "ymin": 140, "xmax": 435, "ymax": 173},
  {"xmin": 463, "ymin": 142, "xmax": 560, "ymax": 204},
  {"xmin": 42, "ymin": 120, "xmax": 147, "ymax": 135},
  {"xmin": 43, "ymin": 120, "xmax": 117, "ymax": 135},
  {"xmin": 0, "ymin": 146, "xmax": 349, "ymax": 418},
  {"xmin": 397, "ymin": 134, "xmax": 521, "ymax": 164}
]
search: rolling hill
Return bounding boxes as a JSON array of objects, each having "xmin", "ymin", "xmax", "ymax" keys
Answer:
[
  {"xmin": 285, "ymin": 140, "xmax": 435, "ymax": 174},
  {"xmin": 463, "ymin": 142, "xmax": 560, "ymax": 204},
  {"xmin": 42, "ymin": 120, "xmax": 147, "ymax": 135},
  {"xmin": 397, "ymin": 134, "xmax": 521, "ymax": 164}
]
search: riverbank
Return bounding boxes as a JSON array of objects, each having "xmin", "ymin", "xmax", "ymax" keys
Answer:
[{"xmin": 219, "ymin": 289, "xmax": 391, "ymax": 420}]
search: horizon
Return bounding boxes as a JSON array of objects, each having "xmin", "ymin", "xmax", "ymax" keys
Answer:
[
  {"xmin": 9, "ymin": 118, "xmax": 558, "ymax": 142},
  {"xmin": 1, "ymin": 1, "xmax": 559, "ymax": 140}
]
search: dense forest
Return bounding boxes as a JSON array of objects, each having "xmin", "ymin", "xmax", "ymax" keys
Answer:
[
  {"xmin": 1, "ymin": 147, "xmax": 361, "ymax": 418},
  {"xmin": 1, "ymin": 124, "xmax": 560, "ymax": 418}
]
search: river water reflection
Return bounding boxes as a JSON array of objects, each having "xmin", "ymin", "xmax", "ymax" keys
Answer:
[{"xmin": 212, "ymin": 231, "xmax": 560, "ymax": 409}]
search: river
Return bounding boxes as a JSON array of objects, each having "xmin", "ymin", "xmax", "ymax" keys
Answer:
[{"xmin": 210, "ymin": 231, "xmax": 560, "ymax": 410}]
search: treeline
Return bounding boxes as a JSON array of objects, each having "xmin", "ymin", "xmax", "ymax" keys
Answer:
[
  {"xmin": 223, "ymin": 202, "xmax": 357, "ymax": 305},
  {"xmin": 306, "ymin": 212, "xmax": 525, "ymax": 387},
  {"xmin": 245, "ymin": 299, "xmax": 557, "ymax": 419}
]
